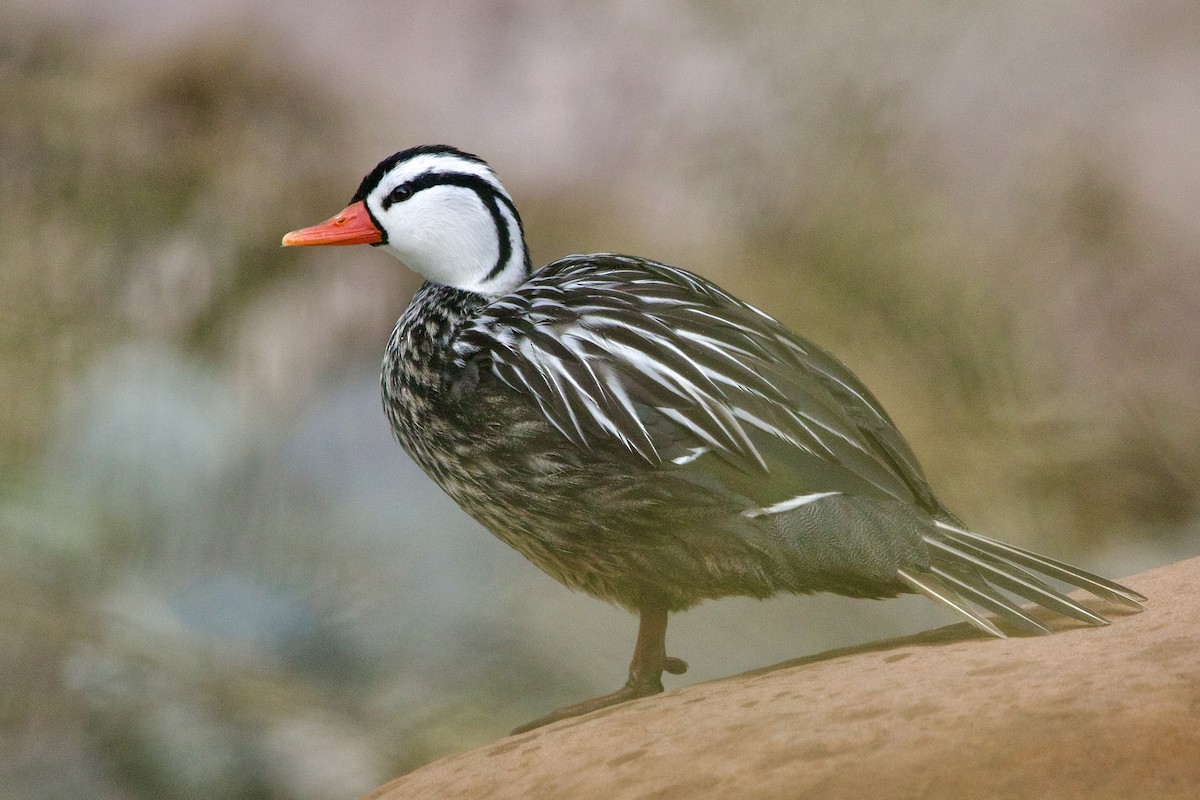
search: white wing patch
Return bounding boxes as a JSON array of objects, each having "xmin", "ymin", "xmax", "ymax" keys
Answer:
[
  {"xmin": 742, "ymin": 491, "xmax": 841, "ymax": 518},
  {"xmin": 670, "ymin": 446, "xmax": 711, "ymax": 465}
]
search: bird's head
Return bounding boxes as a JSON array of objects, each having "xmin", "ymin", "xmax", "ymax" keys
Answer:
[{"xmin": 283, "ymin": 145, "xmax": 530, "ymax": 296}]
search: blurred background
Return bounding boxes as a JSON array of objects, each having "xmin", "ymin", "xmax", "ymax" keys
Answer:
[{"xmin": 3, "ymin": 1, "xmax": 1199, "ymax": 797}]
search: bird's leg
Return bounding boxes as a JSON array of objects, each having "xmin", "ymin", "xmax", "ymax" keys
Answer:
[{"xmin": 511, "ymin": 604, "xmax": 687, "ymax": 734}]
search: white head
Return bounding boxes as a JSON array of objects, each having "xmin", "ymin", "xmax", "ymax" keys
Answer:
[{"xmin": 283, "ymin": 145, "xmax": 530, "ymax": 296}]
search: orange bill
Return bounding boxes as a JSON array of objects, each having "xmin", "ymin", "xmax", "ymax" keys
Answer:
[{"xmin": 282, "ymin": 201, "xmax": 382, "ymax": 246}]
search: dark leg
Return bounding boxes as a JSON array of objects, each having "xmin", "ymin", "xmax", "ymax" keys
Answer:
[{"xmin": 511, "ymin": 604, "xmax": 688, "ymax": 734}]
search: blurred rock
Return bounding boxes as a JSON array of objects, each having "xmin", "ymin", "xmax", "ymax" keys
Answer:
[{"xmin": 369, "ymin": 557, "xmax": 1195, "ymax": 800}]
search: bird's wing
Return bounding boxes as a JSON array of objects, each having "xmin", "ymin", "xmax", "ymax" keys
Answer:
[{"xmin": 452, "ymin": 254, "xmax": 930, "ymax": 507}]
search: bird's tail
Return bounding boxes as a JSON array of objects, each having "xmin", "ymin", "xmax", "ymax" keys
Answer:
[{"xmin": 897, "ymin": 519, "xmax": 1146, "ymax": 638}]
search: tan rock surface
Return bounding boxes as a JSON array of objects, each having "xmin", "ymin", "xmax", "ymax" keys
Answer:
[{"xmin": 368, "ymin": 557, "xmax": 1198, "ymax": 800}]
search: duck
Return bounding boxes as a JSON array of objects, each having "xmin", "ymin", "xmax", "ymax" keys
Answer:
[{"xmin": 282, "ymin": 144, "xmax": 1144, "ymax": 733}]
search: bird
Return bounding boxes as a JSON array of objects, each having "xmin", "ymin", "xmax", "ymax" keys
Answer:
[{"xmin": 282, "ymin": 144, "xmax": 1145, "ymax": 733}]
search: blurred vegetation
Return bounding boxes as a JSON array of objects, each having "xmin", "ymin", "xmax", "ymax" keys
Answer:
[
  {"xmin": 2, "ymin": 2, "xmax": 1198, "ymax": 799},
  {"xmin": 0, "ymin": 12, "xmax": 477, "ymax": 800},
  {"xmin": 0, "ymin": 16, "xmax": 342, "ymax": 462}
]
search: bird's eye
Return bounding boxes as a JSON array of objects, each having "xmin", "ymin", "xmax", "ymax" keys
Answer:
[{"xmin": 386, "ymin": 185, "xmax": 414, "ymax": 206}]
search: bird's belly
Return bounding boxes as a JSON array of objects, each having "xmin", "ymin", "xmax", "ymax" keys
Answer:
[{"xmin": 389, "ymin": 402, "xmax": 786, "ymax": 609}]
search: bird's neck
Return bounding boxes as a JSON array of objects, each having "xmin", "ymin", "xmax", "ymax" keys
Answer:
[
  {"xmin": 380, "ymin": 281, "xmax": 489, "ymax": 478},
  {"xmin": 384, "ymin": 282, "xmax": 489, "ymax": 390}
]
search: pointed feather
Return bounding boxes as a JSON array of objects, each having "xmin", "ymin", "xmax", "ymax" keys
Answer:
[
  {"xmin": 933, "ymin": 521, "xmax": 1146, "ymax": 607},
  {"xmin": 897, "ymin": 569, "xmax": 1007, "ymax": 638},
  {"xmin": 926, "ymin": 537, "xmax": 1111, "ymax": 626},
  {"xmin": 928, "ymin": 566, "xmax": 1052, "ymax": 635}
]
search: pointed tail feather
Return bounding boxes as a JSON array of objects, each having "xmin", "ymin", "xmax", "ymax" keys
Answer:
[
  {"xmin": 899, "ymin": 520, "xmax": 1144, "ymax": 636},
  {"xmin": 925, "ymin": 537, "xmax": 1112, "ymax": 627},
  {"xmin": 932, "ymin": 521, "xmax": 1146, "ymax": 607},
  {"xmin": 928, "ymin": 564, "xmax": 1052, "ymax": 636},
  {"xmin": 897, "ymin": 568, "xmax": 1007, "ymax": 638}
]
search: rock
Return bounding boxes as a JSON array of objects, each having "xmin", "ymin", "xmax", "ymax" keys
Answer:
[{"xmin": 366, "ymin": 557, "xmax": 1198, "ymax": 800}]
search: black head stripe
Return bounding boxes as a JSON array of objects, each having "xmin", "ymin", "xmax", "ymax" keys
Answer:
[{"xmin": 350, "ymin": 144, "xmax": 489, "ymax": 203}]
